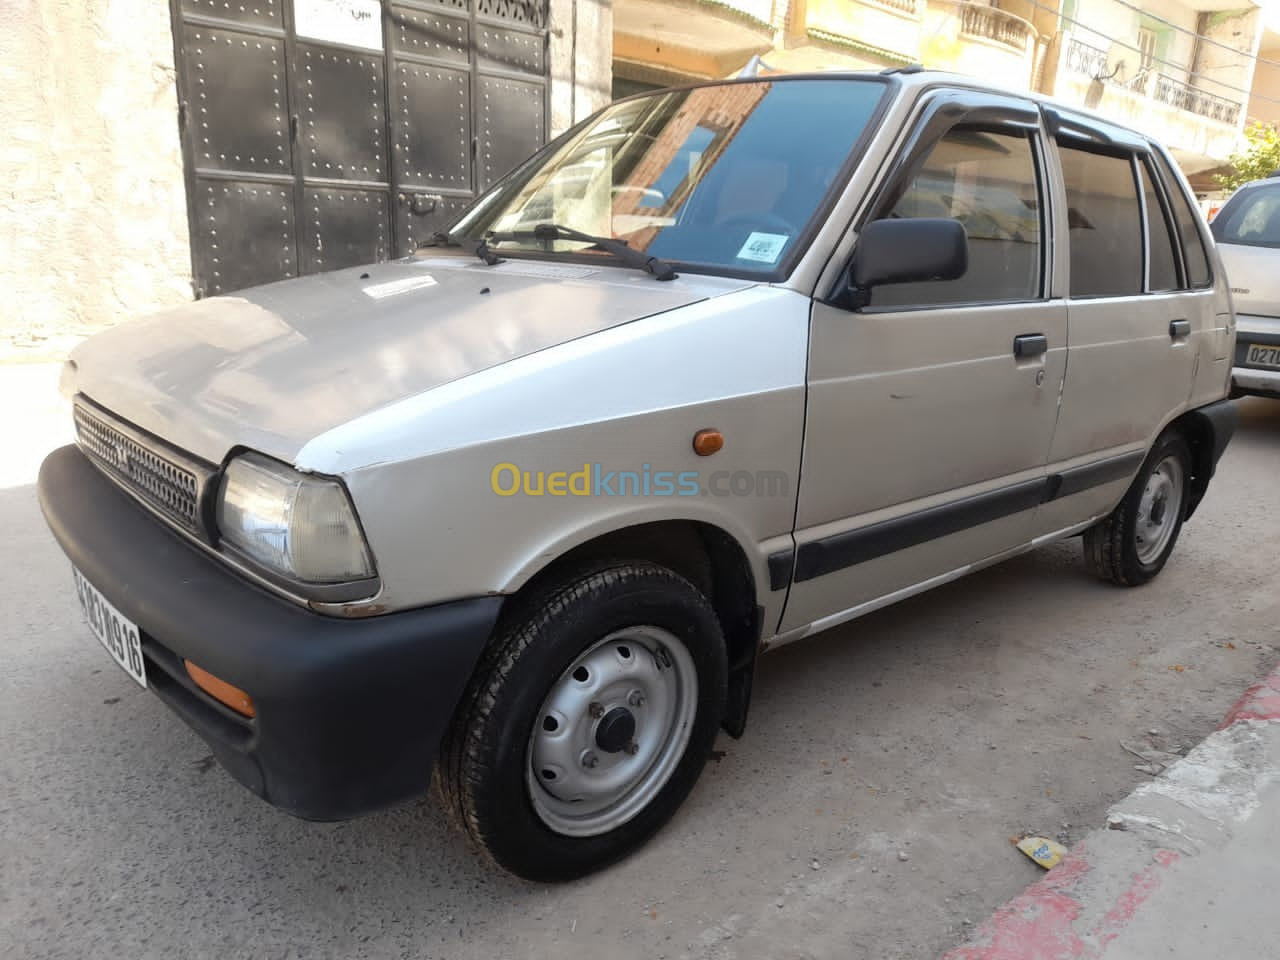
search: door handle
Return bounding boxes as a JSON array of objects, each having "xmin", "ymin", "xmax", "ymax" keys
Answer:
[
  {"xmin": 1013, "ymin": 333, "xmax": 1048, "ymax": 358},
  {"xmin": 1169, "ymin": 319, "xmax": 1191, "ymax": 339}
]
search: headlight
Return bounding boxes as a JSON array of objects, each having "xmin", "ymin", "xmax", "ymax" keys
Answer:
[{"xmin": 216, "ymin": 453, "xmax": 375, "ymax": 584}]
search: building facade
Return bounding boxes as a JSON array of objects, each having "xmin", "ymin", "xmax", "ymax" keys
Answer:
[{"xmin": 614, "ymin": 0, "xmax": 1268, "ymax": 181}]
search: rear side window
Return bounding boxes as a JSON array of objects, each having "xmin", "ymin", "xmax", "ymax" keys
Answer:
[
  {"xmin": 1211, "ymin": 182, "xmax": 1280, "ymax": 249},
  {"xmin": 1154, "ymin": 152, "xmax": 1211, "ymax": 287},
  {"xmin": 871, "ymin": 127, "xmax": 1042, "ymax": 308},
  {"xmin": 1139, "ymin": 160, "xmax": 1179, "ymax": 292},
  {"xmin": 1059, "ymin": 145, "xmax": 1142, "ymax": 297}
]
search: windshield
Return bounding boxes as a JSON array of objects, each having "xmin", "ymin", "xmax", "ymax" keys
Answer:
[
  {"xmin": 449, "ymin": 78, "xmax": 888, "ymax": 275},
  {"xmin": 1212, "ymin": 182, "xmax": 1280, "ymax": 248}
]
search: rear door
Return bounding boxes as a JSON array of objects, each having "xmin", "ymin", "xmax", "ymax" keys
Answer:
[
  {"xmin": 781, "ymin": 91, "xmax": 1067, "ymax": 632},
  {"xmin": 1033, "ymin": 113, "xmax": 1208, "ymax": 536}
]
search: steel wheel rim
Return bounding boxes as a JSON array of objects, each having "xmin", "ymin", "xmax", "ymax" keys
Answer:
[
  {"xmin": 526, "ymin": 625, "xmax": 698, "ymax": 838},
  {"xmin": 1134, "ymin": 455, "xmax": 1184, "ymax": 565}
]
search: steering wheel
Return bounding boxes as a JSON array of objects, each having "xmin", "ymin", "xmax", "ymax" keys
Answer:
[{"xmin": 716, "ymin": 212, "xmax": 799, "ymax": 238}]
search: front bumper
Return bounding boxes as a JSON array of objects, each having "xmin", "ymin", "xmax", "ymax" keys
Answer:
[
  {"xmin": 38, "ymin": 445, "xmax": 502, "ymax": 820},
  {"xmin": 1232, "ymin": 319, "xmax": 1280, "ymax": 398}
]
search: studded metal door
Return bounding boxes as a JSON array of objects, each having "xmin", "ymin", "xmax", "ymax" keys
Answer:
[{"xmin": 171, "ymin": 0, "xmax": 549, "ymax": 297}]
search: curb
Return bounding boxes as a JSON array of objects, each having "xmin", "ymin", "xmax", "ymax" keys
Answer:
[
  {"xmin": 1218, "ymin": 669, "xmax": 1280, "ymax": 728},
  {"xmin": 941, "ymin": 661, "xmax": 1280, "ymax": 960}
]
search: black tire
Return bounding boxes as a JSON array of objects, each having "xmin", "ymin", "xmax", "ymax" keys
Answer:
[
  {"xmin": 1082, "ymin": 431, "xmax": 1192, "ymax": 586},
  {"xmin": 437, "ymin": 561, "xmax": 727, "ymax": 882}
]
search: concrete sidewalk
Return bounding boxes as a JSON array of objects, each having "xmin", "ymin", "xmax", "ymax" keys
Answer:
[{"xmin": 943, "ymin": 667, "xmax": 1280, "ymax": 959}]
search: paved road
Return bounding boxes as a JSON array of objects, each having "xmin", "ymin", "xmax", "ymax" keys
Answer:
[{"xmin": 3, "ymin": 363, "xmax": 1278, "ymax": 960}]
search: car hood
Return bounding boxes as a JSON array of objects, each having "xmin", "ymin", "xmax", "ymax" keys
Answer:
[
  {"xmin": 70, "ymin": 256, "xmax": 751, "ymax": 465},
  {"xmin": 1217, "ymin": 242, "xmax": 1280, "ymax": 318}
]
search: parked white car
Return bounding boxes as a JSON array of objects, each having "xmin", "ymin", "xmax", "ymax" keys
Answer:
[
  {"xmin": 40, "ymin": 69, "xmax": 1236, "ymax": 880},
  {"xmin": 1210, "ymin": 176, "xmax": 1280, "ymax": 398}
]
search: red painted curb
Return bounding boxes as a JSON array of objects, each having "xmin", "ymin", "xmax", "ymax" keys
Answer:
[
  {"xmin": 942, "ymin": 662, "xmax": 1280, "ymax": 959},
  {"xmin": 1219, "ymin": 666, "xmax": 1280, "ymax": 728},
  {"xmin": 940, "ymin": 842, "xmax": 1180, "ymax": 960}
]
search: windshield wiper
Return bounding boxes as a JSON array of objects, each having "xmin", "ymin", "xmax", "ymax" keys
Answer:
[
  {"xmin": 485, "ymin": 223, "xmax": 677, "ymax": 281},
  {"xmin": 420, "ymin": 230, "xmax": 503, "ymax": 266}
]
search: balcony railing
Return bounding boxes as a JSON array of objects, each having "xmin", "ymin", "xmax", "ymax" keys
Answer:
[
  {"xmin": 958, "ymin": 3, "xmax": 1033, "ymax": 52},
  {"xmin": 1152, "ymin": 74, "xmax": 1240, "ymax": 126},
  {"xmin": 1065, "ymin": 38, "xmax": 1241, "ymax": 127},
  {"xmin": 1065, "ymin": 37, "xmax": 1109, "ymax": 79}
]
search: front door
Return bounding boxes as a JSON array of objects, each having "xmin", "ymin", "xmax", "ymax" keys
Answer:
[
  {"xmin": 170, "ymin": 0, "xmax": 550, "ymax": 297},
  {"xmin": 781, "ymin": 96, "xmax": 1067, "ymax": 632}
]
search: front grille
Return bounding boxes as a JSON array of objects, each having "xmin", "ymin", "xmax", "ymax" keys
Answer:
[{"xmin": 73, "ymin": 402, "xmax": 207, "ymax": 534}]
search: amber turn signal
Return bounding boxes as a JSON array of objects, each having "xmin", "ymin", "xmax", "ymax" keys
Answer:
[
  {"xmin": 692, "ymin": 428, "xmax": 723, "ymax": 457},
  {"xmin": 184, "ymin": 660, "xmax": 256, "ymax": 718}
]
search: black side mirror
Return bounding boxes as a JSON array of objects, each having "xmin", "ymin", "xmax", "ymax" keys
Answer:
[{"xmin": 835, "ymin": 217, "xmax": 968, "ymax": 310}]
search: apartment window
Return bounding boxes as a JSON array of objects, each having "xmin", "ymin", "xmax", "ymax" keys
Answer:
[
  {"xmin": 871, "ymin": 127, "xmax": 1042, "ymax": 308},
  {"xmin": 1059, "ymin": 144, "xmax": 1143, "ymax": 298},
  {"xmin": 1139, "ymin": 160, "xmax": 1179, "ymax": 291},
  {"xmin": 1137, "ymin": 28, "xmax": 1156, "ymax": 74}
]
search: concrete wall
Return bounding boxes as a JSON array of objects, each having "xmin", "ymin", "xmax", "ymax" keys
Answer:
[
  {"xmin": 0, "ymin": 0, "xmax": 192, "ymax": 345},
  {"xmin": 1246, "ymin": 38, "xmax": 1280, "ymax": 125},
  {"xmin": 1193, "ymin": 7, "xmax": 1262, "ymax": 109},
  {"xmin": 549, "ymin": 0, "xmax": 614, "ymax": 135},
  {"xmin": 1068, "ymin": 0, "xmax": 1139, "ymax": 70},
  {"xmin": 1148, "ymin": 0, "xmax": 1199, "ymax": 86}
]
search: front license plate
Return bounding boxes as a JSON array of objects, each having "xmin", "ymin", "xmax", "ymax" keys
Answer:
[
  {"xmin": 1246, "ymin": 343, "xmax": 1280, "ymax": 369},
  {"xmin": 72, "ymin": 567, "xmax": 146, "ymax": 688}
]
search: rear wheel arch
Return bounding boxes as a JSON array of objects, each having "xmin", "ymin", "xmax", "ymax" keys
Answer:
[{"xmin": 1168, "ymin": 404, "xmax": 1232, "ymax": 520}]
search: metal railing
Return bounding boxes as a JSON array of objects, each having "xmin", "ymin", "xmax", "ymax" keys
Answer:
[
  {"xmin": 958, "ymin": 3, "xmax": 1033, "ymax": 51},
  {"xmin": 1065, "ymin": 37, "xmax": 1241, "ymax": 126},
  {"xmin": 1152, "ymin": 73, "xmax": 1241, "ymax": 125},
  {"xmin": 1065, "ymin": 37, "xmax": 1109, "ymax": 78}
]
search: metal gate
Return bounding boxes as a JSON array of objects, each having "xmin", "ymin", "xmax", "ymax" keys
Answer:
[{"xmin": 170, "ymin": 0, "xmax": 550, "ymax": 297}]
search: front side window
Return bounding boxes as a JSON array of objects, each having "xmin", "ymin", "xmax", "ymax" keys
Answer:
[
  {"xmin": 1060, "ymin": 144, "xmax": 1143, "ymax": 298},
  {"xmin": 1210, "ymin": 182, "xmax": 1280, "ymax": 249},
  {"xmin": 450, "ymin": 78, "xmax": 888, "ymax": 276},
  {"xmin": 870, "ymin": 127, "xmax": 1043, "ymax": 308}
]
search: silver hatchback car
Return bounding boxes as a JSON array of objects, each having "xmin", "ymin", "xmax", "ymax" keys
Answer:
[
  {"xmin": 1210, "ymin": 175, "xmax": 1280, "ymax": 398},
  {"xmin": 40, "ymin": 70, "xmax": 1236, "ymax": 880}
]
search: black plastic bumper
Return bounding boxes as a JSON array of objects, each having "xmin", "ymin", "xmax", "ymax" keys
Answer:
[
  {"xmin": 1184, "ymin": 398, "xmax": 1238, "ymax": 519},
  {"xmin": 1194, "ymin": 397, "xmax": 1237, "ymax": 467},
  {"xmin": 38, "ymin": 445, "xmax": 502, "ymax": 820}
]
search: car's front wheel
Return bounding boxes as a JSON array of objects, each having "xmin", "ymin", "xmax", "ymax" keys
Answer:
[
  {"xmin": 438, "ymin": 562, "xmax": 727, "ymax": 881},
  {"xmin": 1083, "ymin": 431, "xmax": 1192, "ymax": 586}
]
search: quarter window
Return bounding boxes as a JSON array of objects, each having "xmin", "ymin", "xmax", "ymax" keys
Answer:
[
  {"xmin": 1139, "ymin": 160, "xmax": 1179, "ymax": 292},
  {"xmin": 1060, "ymin": 145, "xmax": 1143, "ymax": 298},
  {"xmin": 1154, "ymin": 152, "xmax": 1211, "ymax": 287},
  {"xmin": 871, "ymin": 128, "xmax": 1042, "ymax": 308}
]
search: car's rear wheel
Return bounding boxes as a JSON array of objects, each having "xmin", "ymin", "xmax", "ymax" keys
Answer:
[
  {"xmin": 437, "ymin": 561, "xmax": 727, "ymax": 881},
  {"xmin": 1083, "ymin": 432, "xmax": 1192, "ymax": 586}
]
